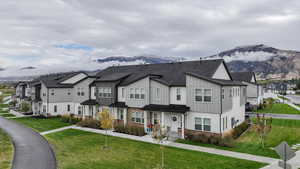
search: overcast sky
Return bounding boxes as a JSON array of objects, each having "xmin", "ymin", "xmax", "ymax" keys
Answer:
[{"xmin": 0, "ymin": 0, "xmax": 300, "ymax": 76}]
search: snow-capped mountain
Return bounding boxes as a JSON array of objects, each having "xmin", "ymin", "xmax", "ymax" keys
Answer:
[{"xmin": 207, "ymin": 44, "xmax": 300, "ymax": 80}]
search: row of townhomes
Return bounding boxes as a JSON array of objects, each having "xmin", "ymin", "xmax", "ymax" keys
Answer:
[
  {"xmin": 14, "ymin": 59, "xmax": 262, "ymax": 138},
  {"xmin": 231, "ymin": 72, "xmax": 264, "ymax": 106}
]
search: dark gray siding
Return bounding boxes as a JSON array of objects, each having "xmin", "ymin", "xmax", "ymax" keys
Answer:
[{"xmin": 95, "ymin": 81, "xmax": 118, "ymax": 106}]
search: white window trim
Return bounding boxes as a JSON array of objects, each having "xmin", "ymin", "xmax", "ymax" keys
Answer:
[
  {"xmin": 130, "ymin": 88, "xmax": 145, "ymax": 100},
  {"xmin": 194, "ymin": 117, "xmax": 211, "ymax": 132},
  {"xmin": 195, "ymin": 88, "xmax": 213, "ymax": 103}
]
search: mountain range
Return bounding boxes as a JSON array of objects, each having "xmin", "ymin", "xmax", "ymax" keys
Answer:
[{"xmin": 1, "ymin": 44, "xmax": 300, "ymax": 82}]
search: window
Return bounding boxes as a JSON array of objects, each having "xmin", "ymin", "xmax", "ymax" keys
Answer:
[
  {"xmin": 176, "ymin": 88, "xmax": 181, "ymax": 101},
  {"xmin": 131, "ymin": 112, "xmax": 144, "ymax": 124},
  {"xmin": 204, "ymin": 89, "xmax": 212, "ymax": 102},
  {"xmin": 230, "ymin": 88, "xmax": 233, "ymax": 97},
  {"xmin": 222, "ymin": 88, "xmax": 225, "ymax": 99},
  {"xmin": 78, "ymin": 106, "xmax": 82, "ymax": 115},
  {"xmin": 141, "ymin": 88, "xmax": 145, "ymax": 99},
  {"xmin": 51, "ymin": 89, "xmax": 55, "ymax": 96},
  {"xmin": 98, "ymin": 87, "xmax": 112, "ymax": 98},
  {"xmin": 77, "ymin": 88, "xmax": 81, "ymax": 96},
  {"xmin": 195, "ymin": 89, "xmax": 203, "ymax": 102},
  {"xmin": 223, "ymin": 117, "xmax": 225, "ymax": 131},
  {"xmin": 54, "ymin": 105, "xmax": 57, "ymax": 113},
  {"xmin": 117, "ymin": 109, "xmax": 124, "ymax": 120},
  {"xmin": 203, "ymin": 118, "xmax": 211, "ymax": 131},
  {"xmin": 243, "ymin": 88, "xmax": 246, "ymax": 96},
  {"xmin": 43, "ymin": 105, "xmax": 46, "ymax": 113},
  {"xmin": 195, "ymin": 117, "xmax": 202, "ymax": 130},
  {"xmin": 135, "ymin": 88, "xmax": 140, "ymax": 99},
  {"xmin": 225, "ymin": 117, "xmax": 228, "ymax": 129},
  {"xmin": 43, "ymin": 93, "xmax": 46, "ymax": 96},
  {"xmin": 130, "ymin": 88, "xmax": 134, "ymax": 99},
  {"xmin": 98, "ymin": 88, "xmax": 103, "ymax": 97},
  {"xmin": 121, "ymin": 88, "xmax": 125, "ymax": 98},
  {"xmin": 156, "ymin": 88, "xmax": 160, "ymax": 100},
  {"xmin": 67, "ymin": 105, "xmax": 70, "ymax": 112}
]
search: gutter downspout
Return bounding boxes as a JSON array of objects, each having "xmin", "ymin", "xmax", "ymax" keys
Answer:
[
  {"xmin": 47, "ymin": 88, "xmax": 49, "ymax": 117},
  {"xmin": 220, "ymin": 86, "xmax": 223, "ymax": 135}
]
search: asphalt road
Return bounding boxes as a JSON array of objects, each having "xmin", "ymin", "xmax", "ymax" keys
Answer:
[
  {"xmin": 246, "ymin": 112, "xmax": 300, "ymax": 120},
  {"xmin": 0, "ymin": 117, "xmax": 56, "ymax": 169}
]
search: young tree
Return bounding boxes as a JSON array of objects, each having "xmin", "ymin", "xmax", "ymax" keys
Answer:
[
  {"xmin": 254, "ymin": 114, "xmax": 272, "ymax": 148},
  {"xmin": 99, "ymin": 108, "xmax": 114, "ymax": 149},
  {"xmin": 152, "ymin": 125, "xmax": 168, "ymax": 169}
]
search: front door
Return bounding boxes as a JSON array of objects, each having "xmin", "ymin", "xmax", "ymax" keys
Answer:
[{"xmin": 170, "ymin": 113, "xmax": 181, "ymax": 132}]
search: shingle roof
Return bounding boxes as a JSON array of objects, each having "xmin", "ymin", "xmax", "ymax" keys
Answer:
[
  {"xmin": 39, "ymin": 72, "xmax": 81, "ymax": 88},
  {"xmin": 95, "ymin": 59, "xmax": 226, "ymax": 86},
  {"xmin": 231, "ymin": 72, "xmax": 256, "ymax": 83},
  {"xmin": 186, "ymin": 72, "xmax": 246, "ymax": 86}
]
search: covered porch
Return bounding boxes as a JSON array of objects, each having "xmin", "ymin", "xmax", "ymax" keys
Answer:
[
  {"xmin": 142, "ymin": 104, "xmax": 190, "ymax": 139},
  {"xmin": 81, "ymin": 99, "xmax": 98, "ymax": 119}
]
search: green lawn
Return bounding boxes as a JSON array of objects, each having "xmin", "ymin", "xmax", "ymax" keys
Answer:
[
  {"xmin": 177, "ymin": 119, "xmax": 300, "ymax": 158},
  {"xmin": 0, "ymin": 129, "xmax": 13, "ymax": 169},
  {"xmin": 46, "ymin": 129, "xmax": 267, "ymax": 169},
  {"xmin": 12, "ymin": 117, "xmax": 72, "ymax": 132},
  {"xmin": 0, "ymin": 104, "xmax": 9, "ymax": 108},
  {"xmin": 0, "ymin": 110, "xmax": 9, "ymax": 114},
  {"xmin": 0, "ymin": 113, "xmax": 16, "ymax": 118},
  {"xmin": 256, "ymin": 103, "xmax": 300, "ymax": 115}
]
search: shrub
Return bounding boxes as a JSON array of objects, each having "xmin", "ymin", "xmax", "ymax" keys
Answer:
[
  {"xmin": 60, "ymin": 114, "xmax": 82, "ymax": 124},
  {"xmin": 232, "ymin": 121, "xmax": 250, "ymax": 139},
  {"xmin": 77, "ymin": 119, "xmax": 102, "ymax": 129},
  {"xmin": 185, "ymin": 130, "xmax": 234, "ymax": 148},
  {"xmin": 20, "ymin": 101, "xmax": 31, "ymax": 112},
  {"xmin": 9, "ymin": 100, "xmax": 17, "ymax": 107},
  {"xmin": 114, "ymin": 123, "xmax": 146, "ymax": 136}
]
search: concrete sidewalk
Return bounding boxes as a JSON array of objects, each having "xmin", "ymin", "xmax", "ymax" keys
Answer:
[
  {"xmin": 43, "ymin": 125, "xmax": 278, "ymax": 164},
  {"xmin": 261, "ymin": 150, "xmax": 300, "ymax": 169}
]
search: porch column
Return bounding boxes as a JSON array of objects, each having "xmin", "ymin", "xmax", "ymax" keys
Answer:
[
  {"xmin": 181, "ymin": 114, "xmax": 185, "ymax": 139},
  {"xmin": 144, "ymin": 111, "xmax": 147, "ymax": 133},
  {"xmin": 161, "ymin": 112, "xmax": 165, "ymax": 127},
  {"xmin": 124, "ymin": 108, "xmax": 127, "ymax": 126},
  {"xmin": 82, "ymin": 105, "xmax": 86, "ymax": 120}
]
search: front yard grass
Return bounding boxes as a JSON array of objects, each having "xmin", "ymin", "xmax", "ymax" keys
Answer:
[
  {"xmin": 0, "ymin": 113, "xmax": 16, "ymax": 118},
  {"xmin": 46, "ymin": 129, "xmax": 267, "ymax": 169},
  {"xmin": 177, "ymin": 118, "xmax": 300, "ymax": 158},
  {"xmin": 255, "ymin": 103, "xmax": 300, "ymax": 115},
  {"xmin": 12, "ymin": 117, "xmax": 72, "ymax": 132},
  {"xmin": 0, "ymin": 128, "xmax": 14, "ymax": 169}
]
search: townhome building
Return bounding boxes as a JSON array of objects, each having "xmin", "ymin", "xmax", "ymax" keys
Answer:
[
  {"xmin": 30, "ymin": 72, "xmax": 97, "ymax": 116},
  {"xmin": 88, "ymin": 59, "xmax": 247, "ymax": 138},
  {"xmin": 14, "ymin": 81, "xmax": 31, "ymax": 107},
  {"xmin": 231, "ymin": 72, "xmax": 263, "ymax": 106}
]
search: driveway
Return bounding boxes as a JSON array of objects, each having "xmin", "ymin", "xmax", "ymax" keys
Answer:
[{"xmin": 0, "ymin": 117, "xmax": 56, "ymax": 169}]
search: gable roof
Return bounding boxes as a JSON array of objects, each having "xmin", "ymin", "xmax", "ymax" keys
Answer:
[
  {"xmin": 186, "ymin": 72, "xmax": 246, "ymax": 86},
  {"xmin": 231, "ymin": 72, "xmax": 256, "ymax": 83},
  {"xmin": 95, "ymin": 59, "xmax": 225, "ymax": 86},
  {"xmin": 39, "ymin": 72, "xmax": 82, "ymax": 88}
]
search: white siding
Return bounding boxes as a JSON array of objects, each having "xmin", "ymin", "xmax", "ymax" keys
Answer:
[
  {"xmin": 186, "ymin": 112, "xmax": 221, "ymax": 134},
  {"xmin": 46, "ymin": 102, "xmax": 74, "ymax": 115},
  {"xmin": 212, "ymin": 63, "xmax": 231, "ymax": 80},
  {"xmin": 170, "ymin": 87, "xmax": 186, "ymax": 105},
  {"xmin": 118, "ymin": 87, "xmax": 126, "ymax": 102},
  {"xmin": 150, "ymin": 80, "xmax": 169, "ymax": 105}
]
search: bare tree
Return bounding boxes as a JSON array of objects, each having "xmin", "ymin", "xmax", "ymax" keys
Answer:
[
  {"xmin": 254, "ymin": 114, "xmax": 272, "ymax": 148},
  {"xmin": 152, "ymin": 124, "xmax": 168, "ymax": 169}
]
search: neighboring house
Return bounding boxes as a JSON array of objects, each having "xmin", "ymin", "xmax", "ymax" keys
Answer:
[
  {"xmin": 231, "ymin": 72, "xmax": 263, "ymax": 106},
  {"xmin": 90, "ymin": 59, "xmax": 247, "ymax": 138},
  {"xmin": 14, "ymin": 81, "xmax": 31, "ymax": 107}
]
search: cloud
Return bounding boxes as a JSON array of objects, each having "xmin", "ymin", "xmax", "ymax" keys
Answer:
[{"xmin": 0, "ymin": 0, "xmax": 299, "ymax": 77}]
